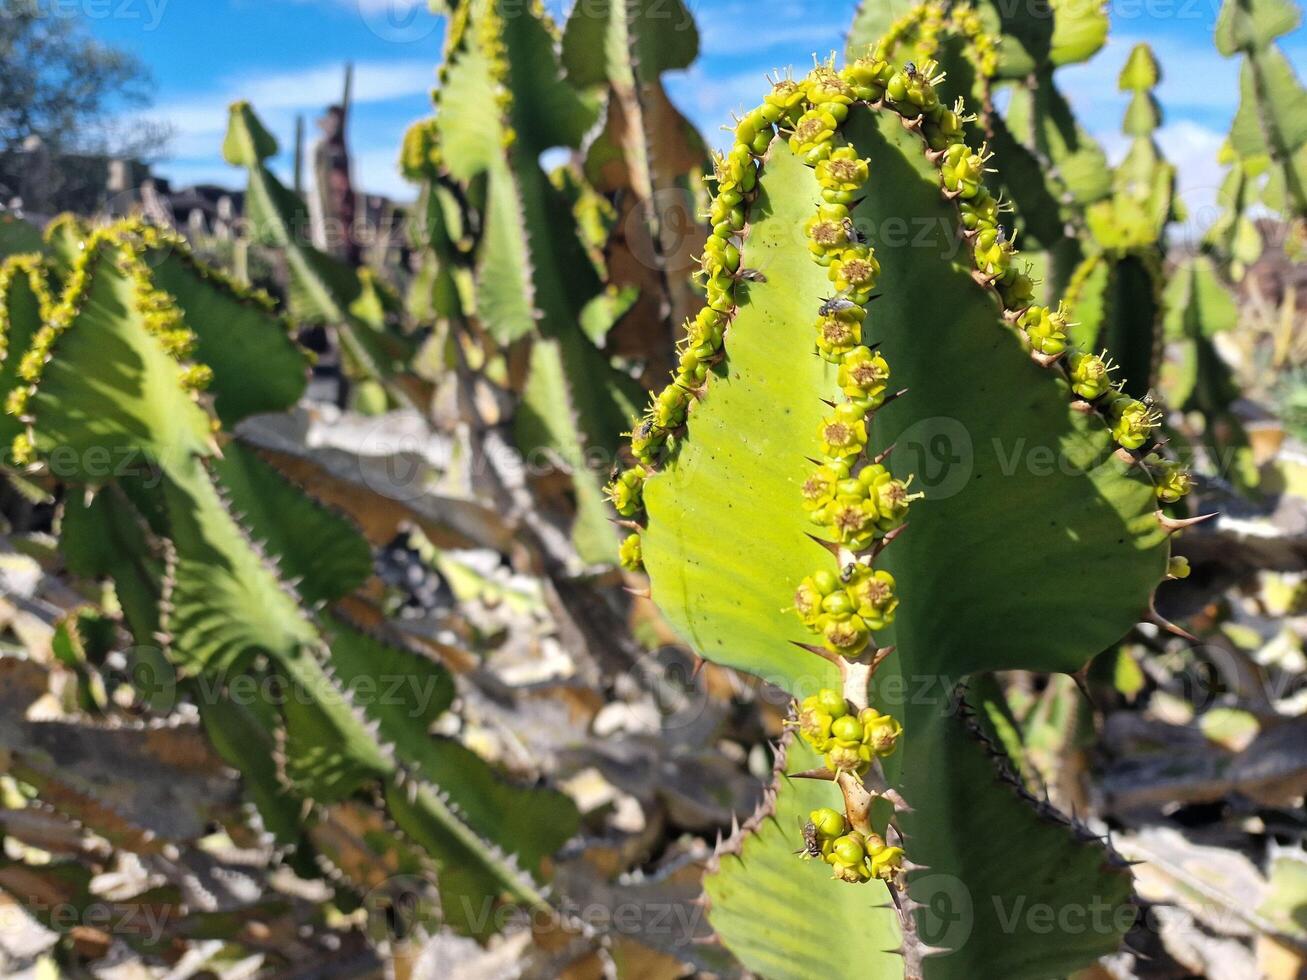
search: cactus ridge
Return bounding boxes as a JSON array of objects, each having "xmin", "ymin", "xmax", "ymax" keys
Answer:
[{"xmin": 0, "ymin": 254, "xmax": 54, "ymax": 365}]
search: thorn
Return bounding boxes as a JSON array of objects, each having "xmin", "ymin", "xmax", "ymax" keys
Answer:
[
  {"xmin": 1069, "ymin": 399, "xmax": 1095, "ymax": 414},
  {"xmin": 871, "ymin": 523, "xmax": 908, "ymax": 559},
  {"xmin": 868, "ymin": 645, "xmax": 897, "ymax": 674},
  {"xmin": 690, "ymin": 655, "xmax": 706, "ymax": 680},
  {"xmin": 789, "ymin": 639, "xmax": 843, "ymax": 665},
  {"xmin": 1031, "ymin": 349, "xmax": 1063, "ymax": 368},
  {"xmin": 623, "ymin": 586, "xmax": 652, "ymax": 599},
  {"xmin": 1156, "ymin": 510, "xmax": 1217, "ymax": 534},
  {"xmin": 1069, "ymin": 667, "xmax": 1100, "ymax": 713},
  {"xmin": 1146, "ymin": 600, "xmax": 1198, "ymax": 642},
  {"xmin": 881, "ymin": 387, "xmax": 909, "ymax": 407},
  {"xmin": 970, "ymin": 268, "xmax": 994, "ymax": 286},
  {"xmin": 610, "ymin": 518, "xmax": 642, "ymax": 531},
  {"xmin": 789, "ymin": 768, "xmax": 836, "ymax": 781},
  {"xmin": 805, "ymin": 532, "xmax": 842, "ymax": 557},
  {"xmin": 872, "ymin": 443, "xmax": 895, "ymax": 465}
]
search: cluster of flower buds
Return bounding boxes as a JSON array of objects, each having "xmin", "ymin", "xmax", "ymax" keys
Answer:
[
  {"xmin": 803, "ymin": 807, "xmax": 905, "ymax": 884},
  {"xmin": 794, "ymin": 563, "xmax": 900, "ymax": 656},
  {"xmin": 475, "ymin": 3, "xmax": 516, "ymax": 148},
  {"xmin": 783, "ymin": 59, "xmax": 914, "ymax": 665},
  {"xmin": 874, "ymin": 1, "xmax": 946, "ymax": 65},
  {"xmin": 1152, "ymin": 456, "xmax": 1195, "ymax": 503},
  {"xmin": 400, "ymin": 120, "xmax": 442, "ymax": 183},
  {"xmin": 796, "ymin": 688, "xmax": 904, "ymax": 773},
  {"xmin": 952, "ymin": 3, "xmax": 999, "ymax": 78},
  {"xmin": 1018, "ymin": 304, "xmax": 1071, "ymax": 357},
  {"xmin": 802, "ymin": 461, "xmax": 911, "ymax": 552}
]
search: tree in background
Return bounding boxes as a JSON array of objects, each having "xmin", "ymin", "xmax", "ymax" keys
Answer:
[{"xmin": 0, "ymin": 1, "xmax": 168, "ymax": 169}]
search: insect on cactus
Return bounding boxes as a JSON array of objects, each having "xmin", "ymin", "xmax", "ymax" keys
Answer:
[{"xmin": 609, "ymin": 35, "xmax": 1202, "ymax": 978}]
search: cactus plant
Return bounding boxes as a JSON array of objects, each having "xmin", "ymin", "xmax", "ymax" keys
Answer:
[
  {"xmin": 0, "ymin": 220, "xmax": 579, "ymax": 940},
  {"xmin": 559, "ymin": 0, "xmax": 710, "ymax": 376},
  {"xmin": 1063, "ymin": 43, "xmax": 1175, "ymax": 401},
  {"xmin": 610, "ymin": 38, "xmax": 1197, "ymax": 977},
  {"xmin": 401, "ymin": 0, "xmax": 654, "ymax": 566},
  {"xmin": 224, "ymin": 102, "xmax": 416, "ymax": 409},
  {"xmin": 1211, "ymin": 0, "xmax": 1307, "ymax": 270}
]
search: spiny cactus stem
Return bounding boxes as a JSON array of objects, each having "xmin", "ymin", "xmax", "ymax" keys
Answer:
[{"xmin": 841, "ymin": 657, "xmax": 873, "ymax": 711}]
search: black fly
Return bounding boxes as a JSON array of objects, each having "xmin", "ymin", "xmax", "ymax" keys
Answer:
[
  {"xmin": 819, "ymin": 294, "xmax": 861, "ymax": 316},
  {"xmin": 798, "ymin": 820, "xmax": 823, "ymax": 858}
]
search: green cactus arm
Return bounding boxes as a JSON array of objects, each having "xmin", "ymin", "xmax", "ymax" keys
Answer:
[
  {"xmin": 641, "ymin": 123, "xmax": 1166, "ymax": 691},
  {"xmin": 615, "ymin": 49, "xmax": 1184, "ymax": 976},
  {"xmin": 517, "ymin": 336, "xmax": 642, "ymax": 564},
  {"xmin": 1048, "ymin": 0, "xmax": 1109, "ymax": 67},
  {"xmin": 209, "ymin": 440, "xmax": 372, "ymax": 605},
  {"xmin": 1161, "ymin": 257, "xmax": 1255, "ymax": 489},
  {"xmin": 850, "ymin": 0, "xmax": 1105, "ymax": 78},
  {"xmin": 704, "ymin": 740, "xmax": 902, "ymax": 978},
  {"xmin": 223, "ymin": 102, "xmax": 412, "ymax": 392},
  {"xmin": 1215, "ymin": 0, "xmax": 1301, "ymax": 54},
  {"xmin": 1, "ymin": 220, "xmax": 577, "ymax": 935},
  {"xmin": 59, "ymin": 486, "xmax": 165, "ymax": 647},
  {"xmin": 0, "ymin": 214, "xmax": 44, "ymax": 260},
  {"xmin": 0, "ymin": 255, "xmax": 53, "ymax": 459},
  {"xmin": 1069, "ymin": 45, "xmax": 1173, "ymax": 400},
  {"xmin": 1213, "ymin": 0, "xmax": 1307, "ymax": 220},
  {"xmin": 435, "ymin": 0, "xmax": 602, "ymax": 343},
  {"xmin": 1230, "ymin": 49, "xmax": 1307, "ymax": 215},
  {"xmin": 7, "ymin": 231, "xmax": 217, "ymax": 473},
  {"xmin": 156, "ymin": 441, "xmax": 576, "ymax": 933},
  {"xmin": 143, "ymin": 236, "xmax": 309, "ymax": 427}
]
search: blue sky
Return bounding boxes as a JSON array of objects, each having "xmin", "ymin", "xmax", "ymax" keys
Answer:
[{"xmin": 85, "ymin": 0, "xmax": 1305, "ymax": 226}]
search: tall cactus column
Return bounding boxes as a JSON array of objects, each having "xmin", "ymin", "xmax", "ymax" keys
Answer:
[{"xmin": 609, "ymin": 41, "xmax": 1198, "ymax": 980}]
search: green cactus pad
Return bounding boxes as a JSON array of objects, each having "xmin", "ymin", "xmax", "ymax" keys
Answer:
[{"xmin": 638, "ymin": 83, "xmax": 1168, "ymax": 975}]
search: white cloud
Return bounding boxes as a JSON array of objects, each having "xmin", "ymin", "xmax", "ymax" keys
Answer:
[
  {"xmin": 143, "ymin": 59, "xmax": 433, "ymax": 197},
  {"xmin": 691, "ymin": 0, "xmax": 855, "ymax": 57}
]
